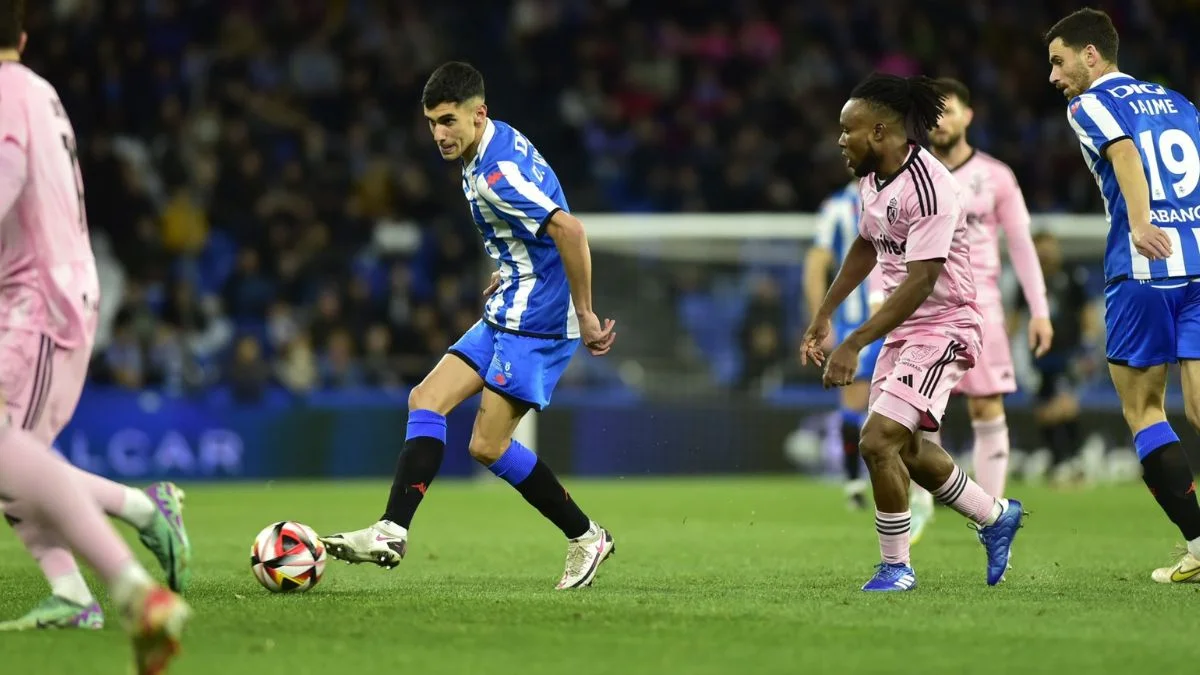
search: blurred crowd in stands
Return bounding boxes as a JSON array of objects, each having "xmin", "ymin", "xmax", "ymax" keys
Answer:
[{"xmin": 27, "ymin": 0, "xmax": 1178, "ymax": 404}]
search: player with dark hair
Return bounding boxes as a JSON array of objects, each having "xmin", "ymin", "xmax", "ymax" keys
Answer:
[
  {"xmin": 1046, "ymin": 8, "xmax": 1200, "ymax": 583},
  {"xmin": 803, "ymin": 73, "xmax": 1026, "ymax": 592},
  {"xmin": 320, "ymin": 62, "xmax": 617, "ymax": 590},
  {"xmin": 905, "ymin": 77, "xmax": 1053, "ymax": 542},
  {"xmin": 0, "ymin": 1, "xmax": 190, "ymax": 670}
]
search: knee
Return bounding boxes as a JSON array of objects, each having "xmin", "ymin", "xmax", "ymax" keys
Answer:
[
  {"xmin": 1123, "ymin": 401, "xmax": 1166, "ymax": 434},
  {"xmin": 408, "ymin": 382, "xmax": 449, "ymax": 415},
  {"xmin": 859, "ymin": 423, "xmax": 905, "ymax": 465},
  {"xmin": 468, "ymin": 435, "xmax": 508, "ymax": 464}
]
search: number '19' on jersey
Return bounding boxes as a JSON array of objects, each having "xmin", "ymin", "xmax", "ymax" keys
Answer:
[{"xmin": 1068, "ymin": 72, "xmax": 1200, "ymax": 282}]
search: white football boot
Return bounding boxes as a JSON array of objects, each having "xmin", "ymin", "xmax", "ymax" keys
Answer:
[
  {"xmin": 556, "ymin": 522, "xmax": 616, "ymax": 589},
  {"xmin": 1151, "ymin": 549, "xmax": 1200, "ymax": 584},
  {"xmin": 318, "ymin": 521, "xmax": 407, "ymax": 569}
]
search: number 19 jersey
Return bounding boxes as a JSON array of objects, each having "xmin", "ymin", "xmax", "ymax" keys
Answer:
[
  {"xmin": 1068, "ymin": 71, "xmax": 1200, "ymax": 283},
  {"xmin": 0, "ymin": 62, "xmax": 100, "ymax": 350}
]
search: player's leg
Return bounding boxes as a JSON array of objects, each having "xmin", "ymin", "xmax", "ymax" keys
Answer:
[
  {"xmin": 838, "ymin": 381, "xmax": 870, "ymax": 510},
  {"xmin": 469, "ymin": 387, "xmax": 613, "ymax": 588},
  {"xmin": 470, "ymin": 331, "xmax": 613, "ymax": 589},
  {"xmin": 1105, "ymin": 279, "xmax": 1200, "ymax": 582},
  {"xmin": 874, "ymin": 337, "xmax": 1025, "ymax": 586},
  {"xmin": 0, "ymin": 426, "xmax": 189, "ymax": 670},
  {"xmin": 967, "ymin": 394, "xmax": 1008, "ymax": 496},
  {"xmin": 958, "ymin": 318, "xmax": 1018, "ymax": 498},
  {"xmin": 0, "ymin": 342, "xmax": 192, "ymax": 631},
  {"xmin": 321, "ymin": 324, "xmax": 487, "ymax": 566},
  {"xmin": 856, "ymin": 411, "xmax": 918, "ymax": 592}
]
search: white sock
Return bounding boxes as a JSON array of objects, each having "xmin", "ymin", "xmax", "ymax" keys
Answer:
[
  {"xmin": 120, "ymin": 488, "xmax": 157, "ymax": 530},
  {"xmin": 50, "ymin": 572, "xmax": 94, "ymax": 606},
  {"xmin": 1188, "ymin": 537, "xmax": 1200, "ymax": 559},
  {"xmin": 110, "ymin": 561, "xmax": 153, "ymax": 611},
  {"xmin": 375, "ymin": 520, "xmax": 408, "ymax": 539}
]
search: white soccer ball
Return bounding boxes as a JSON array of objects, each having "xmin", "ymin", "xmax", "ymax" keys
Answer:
[{"xmin": 250, "ymin": 521, "xmax": 326, "ymax": 593}]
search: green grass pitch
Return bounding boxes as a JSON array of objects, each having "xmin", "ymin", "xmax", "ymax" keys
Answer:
[{"xmin": 0, "ymin": 477, "xmax": 1196, "ymax": 674}]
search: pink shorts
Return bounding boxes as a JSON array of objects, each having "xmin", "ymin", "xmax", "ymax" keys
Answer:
[
  {"xmin": 953, "ymin": 320, "xmax": 1015, "ymax": 397},
  {"xmin": 869, "ymin": 336, "xmax": 976, "ymax": 432},
  {"xmin": 0, "ymin": 331, "xmax": 88, "ymax": 445}
]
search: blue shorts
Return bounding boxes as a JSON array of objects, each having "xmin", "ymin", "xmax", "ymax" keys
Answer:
[
  {"xmin": 836, "ymin": 321, "xmax": 885, "ymax": 381},
  {"xmin": 448, "ymin": 321, "xmax": 579, "ymax": 411},
  {"xmin": 1105, "ymin": 278, "xmax": 1200, "ymax": 367}
]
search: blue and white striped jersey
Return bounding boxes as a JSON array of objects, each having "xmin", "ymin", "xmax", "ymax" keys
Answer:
[
  {"xmin": 814, "ymin": 182, "xmax": 870, "ymax": 328},
  {"xmin": 1067, "ymin": 72, "xmax": 1200, "ymax": 282},
  {"xmin": 462, "ymin": 119, "xmax": 578, "ymax": 339}
]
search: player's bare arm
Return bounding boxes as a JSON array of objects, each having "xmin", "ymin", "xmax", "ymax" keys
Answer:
[
  {"xmin": 802, "ymin": 234, "xmax": 875, "ymax": 367},
  {"xmin": 1107, "ymin": 138, "xmax": 1171, "ymax": 260},
  {"xmin": 544, "ymin": 210, "xmax": 615, "ymax": 356},
  {"xmin": 822, "ymin": 259, "xmax": 943, "ymax": 389}
]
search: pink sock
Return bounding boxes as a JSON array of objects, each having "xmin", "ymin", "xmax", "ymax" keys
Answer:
[
  {"xmin": 875, "ymin": 510, "xmax": 911, "ymax": 564},
  {"xmin": 0, "ymin": 427, "xmax": 135, "ymax": 584},
  {"xmin": 971, "ymin": 416, "xmax": 1010, "ymax": 498},
  {"xmin": 931, "ymin": 465, "xmax": 1000, "ymax": 526}
]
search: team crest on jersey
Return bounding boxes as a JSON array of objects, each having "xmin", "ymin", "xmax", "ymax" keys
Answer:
[
  {"xmin": 886, "ymin": 196, "xmax": 899, "ymax": 225},
  {"xmin": 1069, "ymin": 99, "xmax": 1082, "ymax": 117}
]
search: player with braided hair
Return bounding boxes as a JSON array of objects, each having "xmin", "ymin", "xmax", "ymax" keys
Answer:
[{"xmin": 802, "ymin": 73, "xmax": 1027, "ymax": 592}]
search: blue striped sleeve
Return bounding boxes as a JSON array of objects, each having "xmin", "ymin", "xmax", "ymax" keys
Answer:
[
  {"xmin": 475, "ymin": 161, "xmax": 562, "ymax": 234},
  {"xmin": 1068, "ymin": 93, "xmax": 1131, "ymax": 155}
]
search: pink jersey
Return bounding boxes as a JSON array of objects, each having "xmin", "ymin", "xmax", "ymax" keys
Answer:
[
  {"xmin": 858, "ymin": 145, "xmax": 982, "ymax": 352},
  {"xmin": 946, "ymin": 150, "xmax": 1049, "ymax": 320},
  {"xmin": 0, "ymin": 62, "xmax": 99, "ymax": 350}
]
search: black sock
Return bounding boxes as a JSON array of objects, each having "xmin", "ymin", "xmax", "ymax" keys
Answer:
[
  {"xmin": 381, "ymin": 436, "xmax": 445, "ymax": 528},
  {"xmin": 841, "ymin": 421, "xmax": 862, "ymax": 481},
  {"xmin": 515, "ymin": 460, "xmax": 591, "ymax": 539},
  {"xmin": 1141, "ymin": 441, "xmax": 1200, "ymax": 540},
  {"xmin": 488, "ymin": 440, "xmax": 590, "ymax": 538}
]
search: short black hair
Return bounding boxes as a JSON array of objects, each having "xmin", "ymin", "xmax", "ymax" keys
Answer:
[
  {"xmin": 850, "ymin": 73, "xmax": 946, "ymax": 143},
  {"xmin": 0, "ymin": 0, "xmax": 24, "ymax": 49},
  {"xmin": 1044, "ymin": 8, "xmax": 1119, "ymax": 64},
  {"xmin": 421, "ymin": 61, "xmax": 485, "ymax": 109},
  {"xmin": 934, "ymin": 77, "xmax": 971, "ymax": 107}
]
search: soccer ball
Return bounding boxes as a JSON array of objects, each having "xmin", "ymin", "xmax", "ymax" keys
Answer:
[{"xmin": 250, "ymin": 521, "xmax": 326, "ymax": 593}]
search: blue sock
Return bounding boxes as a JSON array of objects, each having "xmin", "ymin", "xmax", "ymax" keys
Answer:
[
  {"xmin": 406, "ymin": 409, "xmax": 447, "ymax": 443},
  {"xmin": 1134, "ymin": 421, "xmax": 1179, "ymax": 461},
  {"xmin": 488, "ymin": 440, "xmax": 539, "ymax": 486}
]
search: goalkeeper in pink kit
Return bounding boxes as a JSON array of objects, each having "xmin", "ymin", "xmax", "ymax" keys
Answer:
[
  {"xmin": 0, "ymin": 2, "xmax": 189, "ymax": 672},
  {"xmin": 803, "ymin": 73, "xmax": 1027, "ymax": 592},
  {"xmin": 906, "ymin": 78, "xmax": 1054, "ymax": 542}
]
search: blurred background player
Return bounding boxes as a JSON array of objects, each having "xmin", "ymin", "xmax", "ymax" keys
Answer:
[
  {"xmin": 1019, "ymin": 232, "xmax": 1100, "ymax": 485},
  {"xmin": 907, "ymin": 78, "xmax": 1054, "ymax": 542},
  {"xmin": 1046, "ymin": 8, "xmax": 1200, "ymax": 583},
  {"xmin": 803, "ymin": 73, "xmax": 1025, "ymax": 592},
  {"xmin": 320, "ymin": 62, "xmax": 618, "ymax": 590},
  {"xmin": 0, "ymin": 2, "xmax": 188, "ymax": 671},
  {"xmin": 805, "ymin": 180, "xmax": 885, "ymax": 510}
]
